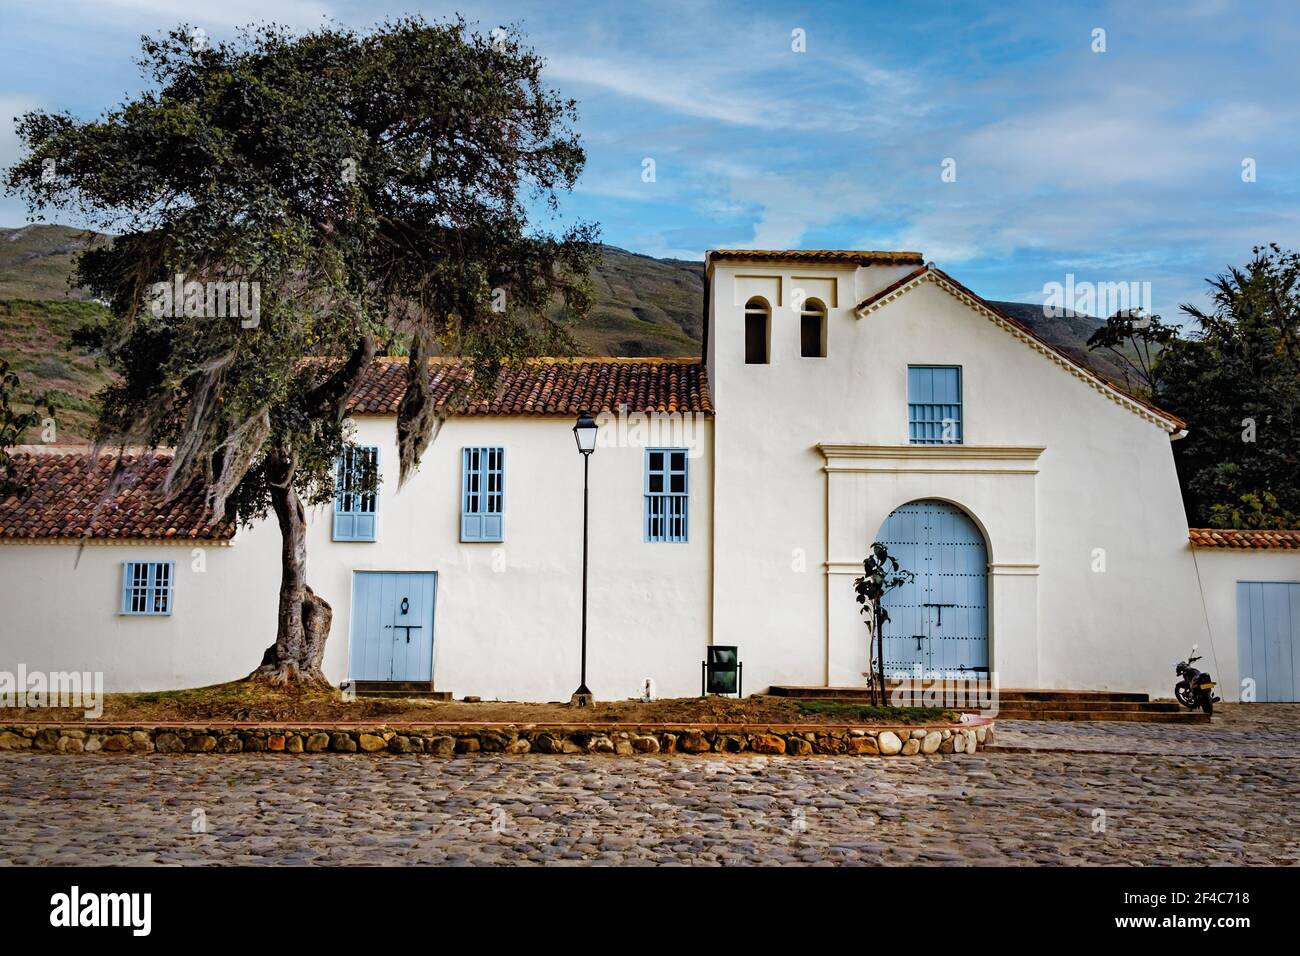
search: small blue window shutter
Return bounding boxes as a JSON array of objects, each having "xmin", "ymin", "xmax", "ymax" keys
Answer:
[
  {"xmin": 936, "ymin": 367, "xmax": 961, "ymax": 442},
  {"xmin": 644, "ymin": 449, "xmax": 687, "ymax": 543},
  {"xmin": 157, "ymin": 561, "xmax": 175, "ymax": 614},
  {"xmin": 461, "ymin": 447, "xmax": 481, "ymax": 540},
  {"xmin": 333, "ymin": 446, "xmax": 378, "ymax": 541},
  {"xmin": 333, "ymin": 452, "xmax": 355, "ymax": 540},
  {"xmin": 121, "ymin": 561, "xmax": 135, "ymax": 614},
  {"xmin": 908, "ymin": 366, "xmax": 962, "ymax": 444},
  {"xmin": 482, "ymin": 447, "xmax": 504, "ymax": 541},
  {"xmin": 354, "ymin": 447, "xmax": 378, "ymax": 541},
  {"xmin": 461, "ymin": 447, "xmax": 504, "ymax": 542},
  {"xmin": 643, "ymin": 450, "xmax": 661, "ymax": 541}
]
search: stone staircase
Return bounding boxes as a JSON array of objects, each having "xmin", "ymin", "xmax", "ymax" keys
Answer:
[
  {"xmin": 766, "ymin": 685, "xmax": 1210, "ymax": 723},
  {"xmin": 351, "ymin": 681, "xmax": 452, "ymax": 701}
]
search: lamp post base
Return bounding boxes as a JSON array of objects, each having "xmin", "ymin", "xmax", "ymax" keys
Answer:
[{"xmin": 570, "ymin": 686, "xmax": 594, "ymax": 708}]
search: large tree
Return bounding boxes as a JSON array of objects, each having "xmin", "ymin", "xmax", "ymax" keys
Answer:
[
  {"xmin": 1153, "ymin": 246, "xmax": 1300, "ymax": 528},
  {"xmin": 5, "ymin": 17, "xmax": 597, "ymax": 683}
]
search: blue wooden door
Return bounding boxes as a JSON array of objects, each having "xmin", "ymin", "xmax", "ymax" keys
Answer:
[
  {"xmin": 1237, "ymin": 581, "xmax": 1300, "ymax": 701},
  {"xmin": 877, "ymin": 501, "xmax": 988, "ymax": 676},
  {"xmin": 349, "ymin": 572, "xmax": 437, "ymax": 682}
]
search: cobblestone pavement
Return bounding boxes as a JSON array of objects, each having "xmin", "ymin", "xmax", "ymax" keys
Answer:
[
  {"xmin": 993, "ymin": 703, "xmax": 1300, "ymax": 757},
  {"xmin": 1, "ymin": 704, "xmax": 1296, "ymax": 866}
]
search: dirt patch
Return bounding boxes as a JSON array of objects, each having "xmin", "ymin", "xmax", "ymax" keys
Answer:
[{"xmin": 4, "ymin": 681, "xmax": 956, "ymax": 726}]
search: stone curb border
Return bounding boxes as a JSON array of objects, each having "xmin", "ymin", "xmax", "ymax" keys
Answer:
[{"xmin": 0, "ymin": 719, "xmax": 993, "ymax": 757}]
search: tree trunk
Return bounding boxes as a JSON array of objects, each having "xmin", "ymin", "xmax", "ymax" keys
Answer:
[
  {"xmin": 249, "ymin": 447, "xmax": 332, "ymax": 686},
  {"xmin": 247, "ymin": 336, "xmax": 374, "ymax": 688},
  {"xmin": 873, "ymin": 605, "xmax": 886, "ymax": 708}
]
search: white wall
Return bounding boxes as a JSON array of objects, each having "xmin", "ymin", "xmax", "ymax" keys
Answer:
[
  {"xmin": 1190, "ymin": 547, "xmax": 1300, "ymax": 700},
  {"xmin": 706, "ymin": 261, "xmax": 1215, "ymax": 698},
  {"xmin": 0, "ymin": 535, "xmax": 280, "ymax": 692},
  {"xmin": 0, "ymin": 415, "xmax": 714, "ymax": 701}
]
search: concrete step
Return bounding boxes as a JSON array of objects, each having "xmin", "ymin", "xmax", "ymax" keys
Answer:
[
  {"xmin": 989, "ymin": 698, "xmax": 1181, "ymax": 713},
  {"xmin": 782, "ymin": 695, "xmax": 1181, "ymax": 713},
  {"xmin": 765, "ymin": 686, "xmax": 1205, "ymax": 723},
  {"xmin": 994, "ymin": 709, "xmax": 1211, "ymax": 724},
  {"xmin": 768, "ymin": 685, "xmax": 1153, "ymax": 704},
  {"xmin": 352, "ymin": 681, "xmax": 452, "ymax": 701}
]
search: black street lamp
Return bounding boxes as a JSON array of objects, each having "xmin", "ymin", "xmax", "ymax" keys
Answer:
[{"xmin": 572, "ymin": 410, "xmax": 599, "ymax": 705}]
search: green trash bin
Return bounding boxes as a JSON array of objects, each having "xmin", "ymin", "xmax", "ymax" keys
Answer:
[{"xmin": 702, "ymin": 645, "xmax": 742, "ymax": 697}]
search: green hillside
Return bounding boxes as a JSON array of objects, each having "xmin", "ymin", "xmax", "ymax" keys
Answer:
[{"xmin": 0, "ymin": 224, "xmax": 110, "ymax": 300}]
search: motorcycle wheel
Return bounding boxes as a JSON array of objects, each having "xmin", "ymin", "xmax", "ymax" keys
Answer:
[
  {"xmin": 1201, "ymin": 695, "xmax": 1214, "ymax": 716},
  {"xmin": 1175, "ymin": 684, "xmax": 1195, "ymax": 708}
]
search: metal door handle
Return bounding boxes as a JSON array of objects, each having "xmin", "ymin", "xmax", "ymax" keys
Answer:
[
  {"xmin": 384, "ymin": 623, "xmax": 423, "ymax": 643},
  {"xmin": 923, "ymin": 603, "xmax": 956, "ymax": 626}
]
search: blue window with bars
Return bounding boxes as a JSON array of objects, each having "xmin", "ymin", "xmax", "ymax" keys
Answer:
[
  {"xmin": 645, "ymin": 448, "xmax": 689, "ymax": 542},
  {"xmin": 120, "ymin": 561, "xmax": 174, "ymax": 615},
  {"xmin": 908, "ymin": 366, "xmax": 963, "ymax": 444},
  {"xmin": 333, "ymin": 445, "xmax": 379, "ymax": 541},
  {"xmin": 462, "ymin": 446, "xmax": 505, "ymax": 542}
]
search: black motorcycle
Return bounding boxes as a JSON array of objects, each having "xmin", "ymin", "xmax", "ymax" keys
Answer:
[{"xmin": 1174, "ymin": 645, "xmax": 1219, "ymax": 715}]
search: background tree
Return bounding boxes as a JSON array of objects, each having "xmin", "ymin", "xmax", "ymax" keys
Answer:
[
  {"xmin": 1085, "ymin": 309, "xmax": 1180, "ymax": 397},
  {"xmin": 5, "ymin": 17, "xmax": 598, "ymax": 684},
  {"xmin": 0, "ymin": 360, "xmax": 54, "ymax": 499},
  {"xmin": 1154, "ymin": 245, "xmax": 1300, "ymax": 529},
  {"xmin": 853, "ymin": 542, "xmax": 915, "ymax": 706}
]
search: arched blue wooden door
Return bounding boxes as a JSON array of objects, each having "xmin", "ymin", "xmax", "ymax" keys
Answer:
[{"xmin": 876, "ymin": 501, "xmax": 988, "ymax": 676}]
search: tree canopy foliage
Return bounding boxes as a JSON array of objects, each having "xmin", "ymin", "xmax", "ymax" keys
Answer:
[
  {"xmin": 1154, "ymin": 246, "xmax": 1300, "ymax": 529},
  {"xmin": 4, "ymin": 17, "xmax": 599, "ymax": 680}
]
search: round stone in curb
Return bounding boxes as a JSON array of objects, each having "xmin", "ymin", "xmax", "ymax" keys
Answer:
[
  {"xmin": 785, "ymin": 736, "xmax": 813, "ymax": 756},
  {"xmin": 427, "ymin": 736, "xmax": 455, "ymax": 757},
  {"xmin": 877, "ymin": 731, "xmax": 903, "ymax": 755},
  {"xmin": 305, "ymin": 733, "xmax": 330, "ymax": 753},
  {"xmin": 678, "ymin": 732, "xmax": 709, "ymax": 753},
  {"xmin": 533, "ymin": 733, "xmax": 562, "ymax": 754},
  {"xmin": 749, "ymin": 733, "xmax": 785, "ymax": 755},
  {"xmin": 847, "ymin": 735, "xmax": 878, "ymax": 755},
  {"xmin": 921, "ymin": 731, "xmax": 942, "ymax": 754},
  {"xmin": 357, "ymin": 734, "xmax": 386, "ymax": 753}
]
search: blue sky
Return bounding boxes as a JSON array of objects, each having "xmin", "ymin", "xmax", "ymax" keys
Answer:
[{"xmin": 2, "ymin": 0, "xmax": 1298, "ymax": 318}]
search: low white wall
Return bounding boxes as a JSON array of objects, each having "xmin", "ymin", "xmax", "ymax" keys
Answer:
[
  {"xmin": 0, "ymin": 415, "xmax": 714, "ymax": 702},
  {"xmin": 1190, "ymin": 547, "xmax": 1300, "ymax": 701},
  {"xmin": 0, "ymin": 535, "xmax": 279, "ymax": 692}
]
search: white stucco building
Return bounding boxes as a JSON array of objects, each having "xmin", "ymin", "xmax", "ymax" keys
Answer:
[{"xmin": 2, "ymin": 250, "xmax": 1297, "ymax": 702}]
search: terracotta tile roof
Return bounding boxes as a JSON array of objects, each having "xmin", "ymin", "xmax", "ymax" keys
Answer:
[
  {"xmin": 0, "ymin": 450, "xmax": 234, "ymax": 542},
  {"xmin": 1189, "ymin": 528, "xmax": 1300, "ymax": 550},
  {"xmin": 707, "ymin": 249, "xmax": 924, "ymax": 268},
  {"xmin": 347, "ymin": 357, "xmax": 714, "ymax": 417},
  {"xmin": 855, "ymin": 264, "xmax": 1187, "ymax": 432}
]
